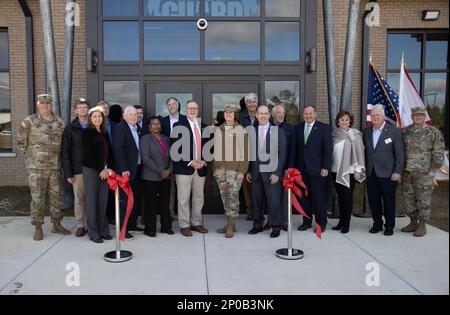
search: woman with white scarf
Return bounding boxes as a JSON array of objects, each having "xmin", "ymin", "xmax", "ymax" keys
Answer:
[{"xmin": 331, "ymin": 111, "xmax": 366, "ymax": 233}]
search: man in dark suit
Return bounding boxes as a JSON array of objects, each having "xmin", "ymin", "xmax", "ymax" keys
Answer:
[
  {"xmin": 161, "ymin": 97, "xmax": 188, "ymax": 218},
  {"xmin": 363, "ymin": 105, "xmax": 404, "ymax": 236},
  {"xmin": 295, "ymin": 105, "xmax": 332, "ymax": 232},
  {"xmin": 247, "ymin": 105, "xmax": 287, "ymax": 238},
  {"xmin": 172, "ymin": 100, "xmax": 209, "ymax": 237},
  {"xmin": 161, "ymin": 97, "xmax": 188, "ymax": 138},
  {"xmin": 112, "ymin": 106, "xmax": 143, "ymax": 240},
  {"xmin": 133, "ymin": 105, "xmax": 148, "ymax": 136}
]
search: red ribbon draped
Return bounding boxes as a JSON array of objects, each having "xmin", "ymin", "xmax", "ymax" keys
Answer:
[
  {"xmin": 107, "ymin": 171, "xmax": 134, "ymax": 241},
  {"xmin": 282, "ymin": 168, "xmax": 322, "ymax": 239}
]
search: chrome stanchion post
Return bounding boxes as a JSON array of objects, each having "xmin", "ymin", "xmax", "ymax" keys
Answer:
[
  {"xmin": 104, "ymin": 187, "xmax": 133, "ymax": 263},
  {"xmin": 276, "ymin": 174, "xmax": 304, "ymax": 260}
]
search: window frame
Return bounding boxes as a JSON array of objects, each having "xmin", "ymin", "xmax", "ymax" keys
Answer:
[{"xmin": 0, "ymin": 28, "xmax": 12, "ymax": 153}]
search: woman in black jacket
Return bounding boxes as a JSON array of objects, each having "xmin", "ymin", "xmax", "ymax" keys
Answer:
[{"xmin": 82, "ymin": 106, "xmax": 114, "ymax": 243}]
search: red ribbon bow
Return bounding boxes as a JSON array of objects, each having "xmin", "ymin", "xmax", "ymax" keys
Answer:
[
  {"xmin": 282, "ymin": 168, "xmax": 322, "ymax": 239},
  {"xmin": 107, "ymin": 171, "xmax": 134, "ymax": 241}
]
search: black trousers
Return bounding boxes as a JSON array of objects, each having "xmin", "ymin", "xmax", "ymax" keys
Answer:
[
  {"xmin": 332, "ymin": 173, "xmax": 356, "ymax": 229},
  {"xmin": 367, "ymin": 172, "xmax": 397, "ymax": 230},
  {"xmin": 143, "ymin": 179, "xmax": 172, "ymax": 233},
  {"xmin": 300, "ymin": 171, "xmax": 329, "ymax": 227},
  {"xmin": 119, "ymin": 167, "xmax": 142, "ymax": 231}
]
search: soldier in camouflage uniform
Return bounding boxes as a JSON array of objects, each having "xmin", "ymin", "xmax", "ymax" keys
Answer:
[
  {"xmin": 17, "ymin": 94, "xmax": 71, "ymax": 241},
  {"xmin": 212, "ymin": 104, "xmax": 249, "ymax": 238},
  {"xmin": 401, "ymin": 107, "xmax": 445, "ymax": 237}
]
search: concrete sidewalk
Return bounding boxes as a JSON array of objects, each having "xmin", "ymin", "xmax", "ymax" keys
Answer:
[{"xmin": 0, "ymin": 215, "xmax": 448, "ymax": 295}]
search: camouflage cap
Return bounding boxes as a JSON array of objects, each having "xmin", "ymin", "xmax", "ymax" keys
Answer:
[
  {"xmin": 411, "ymin": 107, "xmax": 427, "ymax": 115},
  {"xmin": 223, "ymin": 104, "xmax": 238, "ymax": 112},
  {"xmin": 36, "ymin": 94, "xmax": 53, "ymax": 103}
]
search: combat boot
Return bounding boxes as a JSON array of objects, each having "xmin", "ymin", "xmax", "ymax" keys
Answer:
[
  {"xmin": 401, "ymin": 217, "xmax": 418, "ymax": 233},
  {"xmin": 52, "ymin": 220, "xmax": 71, "ymax": 235},
  {"xmin": 413, "ymin": 220, "xmax": 427, "ymax": 237},
  {"xmin": 225, "ymin": 217, "xmax": 236, "ymax": 238},
  {"xmin": 217, "ymin": 217, "xmax": 236, "ymax": 234},
  {"xmin": 33, "ymin": 224, "xmax": 43, "ymax": 241}
]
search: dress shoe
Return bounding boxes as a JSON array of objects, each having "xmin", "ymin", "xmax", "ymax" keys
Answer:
[
  {"xmin": 161, "ymin": 230, "xmax": 175, "ymax": 235},
  {"xmin": 297, "ymin": 223, "xmax": 311, "ymax": 231},
  {"xmin": 369, "ymin": 226, "xmax": 383, "ymax": 234},
  {"xmin": 264, "ymin": 223, "xmax": 273, "ymax": 231},
  {"xmin": 340, "ymin": 226, "xmax": 349, "ymax": 234},
  {"xmin": 75, "ymin": 227, "xmax": 86, "ymax": 237},
  {"xmin": 129, "ymin": 226, "xmax": 144, "ymax": 233},
  {"xmin": 101, "ymin": 234, "xmax": 113, "ymax": 240},
  {"xmin": 245, "ymin": 215, "xmax": 252, "ymax": 221},
  {"xmin": 180, "ymin": 228, "xmax": 193, "ymax": 237},
  {"xmin": 282, "ymin": 224, "xmax": 288, "ymax": 232},
  {"xmin": 248, "ymin": 227, "xmax": 263, "ymax": 235},
  {"xmin": 191, "ymin": 225, "xmax": 208, "ymax": 234},
  {"xmin": 384, "ymin": 228, "xmax": 394, "ymax": 236},
  {"xmin": 145, "ymin": 231, "xmax": 157, "ymax": 238},
  {"xmin": 332, "ymin": 223, "xmax": 343, "ymax": 231},
  {"xmin": 125, "ymin": 232, "xmax": 135, "ymax": 240},
  {"xmin": 91, "ymin": 238, "xmax": 103, "ymax": 243},
  {"xmin": 270, "ymin": 229, "xmax": 281, "ymax": 238}
]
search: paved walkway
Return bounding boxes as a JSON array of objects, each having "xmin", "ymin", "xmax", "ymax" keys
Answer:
[{"xmin": 0, "ymin": 215, "xmax": 448, "ymax": 295}]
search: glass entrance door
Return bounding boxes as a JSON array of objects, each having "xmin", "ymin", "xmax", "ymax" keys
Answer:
[{"xmin": 145, "ymin": 81, "xmax": 259, "ymax": 214}]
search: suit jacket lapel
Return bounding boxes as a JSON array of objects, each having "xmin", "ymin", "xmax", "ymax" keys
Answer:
[
  {"xmin": 375, "ymin": 125, "xmax": 389, "ymax": 151},
  {"xmin": 125, "ymin": 123, "xmax": 138, "ymax": 152},
  {"xmin": 305, "ymin": 122, "xmax": 317, "ymax": 145}
]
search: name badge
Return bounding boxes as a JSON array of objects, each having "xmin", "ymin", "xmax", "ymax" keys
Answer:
[{"xmin": 385, "ymin": 138, "xmax": 392, "ymax": 144}]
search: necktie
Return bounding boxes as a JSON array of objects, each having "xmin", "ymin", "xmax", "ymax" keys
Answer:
[
  {"xmin": 259, "ymin": 126, "xmax": 266, "ymax": 148},
  {"xmin": 193, "ymin": 123, "xmax": 202, "ymax": 161},
  {"xmin": 304, "ymin": 124, "xmax": 311, "ymax": 144}
]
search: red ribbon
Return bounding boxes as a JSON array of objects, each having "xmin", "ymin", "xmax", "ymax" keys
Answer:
[
  {"xmin": 282, "ymin": 168, "xmax": 322, "ymax": 239},
  {"xmin": 107, "ymin": 171, "xmax": 134, "ymax": 241}
]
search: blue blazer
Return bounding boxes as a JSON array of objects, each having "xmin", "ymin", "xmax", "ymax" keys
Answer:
[
  {"xmin": 295, "ymin": 121, "xmax": 332, "ymax": 176},
  {"xmin": 172, "ymin": 118, "xmax": 209, "ymax": 177},
  {"xmin": 249, "ymin": 123, "xmax": 287, "ymax": 181},
  {"xmin": 161, "ymin": 114, "xmax": 188, "ymax": 138},
  {"xmin": 112, "ymin": 121, "xmax": 140, "ymax": 181}
]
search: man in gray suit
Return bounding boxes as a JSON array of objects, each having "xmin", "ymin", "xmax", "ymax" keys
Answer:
[{"xmin": 363, "ymin": 105, "xmax": 405, "ymax": 236}]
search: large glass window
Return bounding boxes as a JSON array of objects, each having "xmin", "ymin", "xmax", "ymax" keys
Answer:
[
  {"xmin": 212, "ymin": 93, "xmax": 247, "ymax": 124},
  {"xmin": 104, "ymin": 81, "xmax": 140, "ymax": 106},
  {"xmin": 387, "ymin": 31, "xmax": 448, "ymax": 134},
  {"xmin": 155, "ymin": 93, "xmax": 191, "ymax": 117},
  {"xmin": 265, "ymin": 22, "xmax": 300, "ymax": 61},
  {"xmin": 144, "ymin": 0, "xmax": 201, "ymax": 16},
  {"xmin": 103, "ymin": 21, "xmax": 139, "ymax": 61},
  {"xmin": 265, "ymin": 0, "xmax": 300, "ymax": 17},
  {"xmin": 205, "ymin": 22, "xmax": 260, "ymax": 61},
  {"xmin": 205, "ymin": 0, "xmax": 260, "ymax": 17},
  {"xmin": 265, "ymin": 81, "xmax": 300, "ymax": 124},
  {"xmin": 0, "ymin": 30, "xmax": 11, "ymax": 152},
  {"xmin": 103, "ymin": 0, "xmax": 139, "ymax": 16},
  {"xmin": 144, "ymin": 22, "xmax": 200, "ymax": 61}
]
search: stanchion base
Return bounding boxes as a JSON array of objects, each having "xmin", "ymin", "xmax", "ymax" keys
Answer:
[
  {"xmin": 104, "ymin": 250, "xmax": 133, "ymax": 263},
  {"xmin": 275, "ymin": 248, "xmax": 304, "ymax": 260}
]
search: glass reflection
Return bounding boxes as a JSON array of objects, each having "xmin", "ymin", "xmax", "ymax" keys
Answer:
[
  {"xmin": 426, "ymin": 33, "xmax": 448, "ymax": 69},
  {"xmin": 265, "ymin": 81, "xmax": 300, "ymax": 124},
  {"xmin": 265, "ymin": 0, "xmax": 300, "ymax": 17},
  {"xmin": 0, "ymin": 32, "xmax": 8, "ymax": 69},
  {"xmin": 212, "ymin": 93, "xmax": 247, "ymax": 125},
  {"xmin": 265, "ymin": 22, "xmax": 300, "ymax": 61},
  {"xmin": 103, "ymin": 0, "xmax": 139, "ymax": 16},
  {"xmin": 144, "ymin": 22, "xmax": 200, "ymax": 61},
  {"xmin": 205, "ymin": 0, "xmax": 260, "ymax": 17},
  {"xmin": 103, "ymin": 22, "xmax": 139, "ymax": 61},
  {"xmin": 104, "ymin": 81, "xmax": 140, "ymax": 107},
  {"xmin": 425, "ymin": 73, "xmax": 447, "ymax": 130},
  {"xmin": 387, "ymin": 72, "xmax": 421, "ymax": 95},
  {"xmin": 205, "ymin": 22, "xmax": 260, "ymax": 61},
  {"xmin": 387, "ymin": 34, "xmax": 422, "ymax": 69},
  {"xmin": 144, "ymin": 0, "xmax": 200, "ymax": 16}
]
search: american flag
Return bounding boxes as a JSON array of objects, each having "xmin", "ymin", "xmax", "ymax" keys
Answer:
[{"xmin": 366, "ymin": 62, "xmax": 401, "ymax": 127}]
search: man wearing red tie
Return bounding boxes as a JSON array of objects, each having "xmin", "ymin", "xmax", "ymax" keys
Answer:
[{"xmin": 172, "ymin": 101, "xmax": 209, "ymax": 237}]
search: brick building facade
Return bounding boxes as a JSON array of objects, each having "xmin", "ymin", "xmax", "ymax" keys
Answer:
[{"xmin": 0, "ymin": 0, "xmax": 448, "ymax": 186}]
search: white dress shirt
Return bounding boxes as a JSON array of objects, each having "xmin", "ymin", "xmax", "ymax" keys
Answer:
[{"xmin": 372, "ymin": 122, "xmax": 385, "ymax": 149}]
